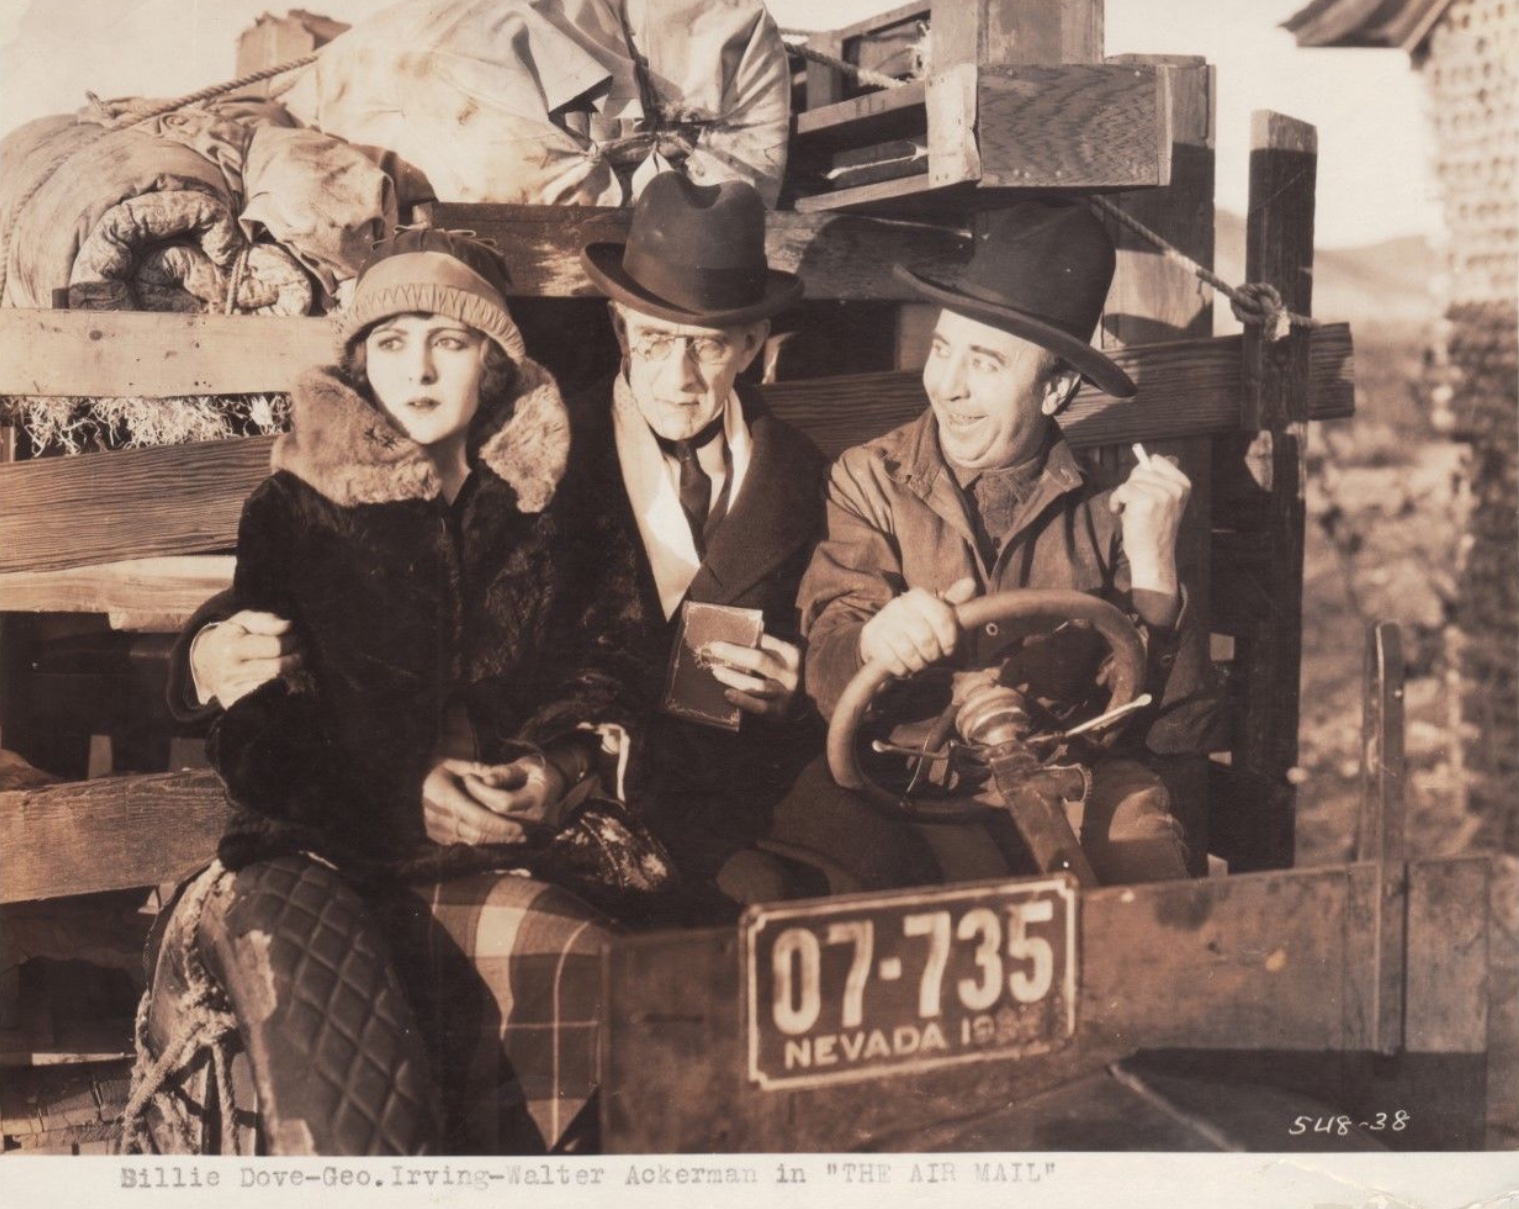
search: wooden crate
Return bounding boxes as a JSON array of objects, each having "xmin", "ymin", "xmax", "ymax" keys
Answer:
[{"xmin": 782, "ymin": 0, "xmax": 1170, "ymax": 211}]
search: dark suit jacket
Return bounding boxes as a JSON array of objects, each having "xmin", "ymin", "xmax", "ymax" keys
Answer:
[{"xmin": 562, "ymin": 376, "xmax": 828, "ymax": 881}]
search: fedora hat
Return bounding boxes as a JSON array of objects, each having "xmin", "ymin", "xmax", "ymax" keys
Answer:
[
  {"xmin": 581, "ymin": 172, "xmax": 802, "ymax": 327},
  {"xmin": 894, "ymin": 200, "xmax": 1135, "ymax": 399}
]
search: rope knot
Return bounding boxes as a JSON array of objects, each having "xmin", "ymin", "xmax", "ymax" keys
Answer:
[{"xmin": 1229, "ymin": 281, "xmax": 1290, "ymax": 342}]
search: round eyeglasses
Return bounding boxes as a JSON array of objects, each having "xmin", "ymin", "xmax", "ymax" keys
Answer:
[{"xmin": 628, "ymin": 331, "xmax": 733, "ymax": 366}]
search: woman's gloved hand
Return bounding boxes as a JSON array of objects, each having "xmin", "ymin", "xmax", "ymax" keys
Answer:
[{"xmin": 421, "ymin": 755, "xmax": 566, "ymax": 846}]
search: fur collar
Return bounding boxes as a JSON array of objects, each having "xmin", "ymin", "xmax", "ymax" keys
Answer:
[{"xmin": 273, "ymin": 360, "xmax": 570, "ymax": 511}]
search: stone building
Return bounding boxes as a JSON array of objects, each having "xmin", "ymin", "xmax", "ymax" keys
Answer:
[{"xmin": 1289, "ymin": 0, "xmax": 1518, "ymax": 850}]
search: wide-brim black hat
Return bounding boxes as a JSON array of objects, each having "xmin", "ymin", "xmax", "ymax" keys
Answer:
[
  {"xmin": 581, "ymin": 172, "xmax": 802, "ymax": 327},
  {"xmin": 894, "ymin": 200, "xmax": 1136, "ymax": 399}
]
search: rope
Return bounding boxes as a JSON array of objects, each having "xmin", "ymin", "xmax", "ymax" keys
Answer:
[
  {"xmin": 780, "ymin": 35, "xmax": 910, "ymax": 92},
  {"xmin": 0, "ymin": 53, "xmax": 317, "ymax": 305},
  {"xmin": 1089, "ymin": 196, "xmax": 1319, "ymax": 339},
  {"xmin": 117, "ymin": 863, "xmax": 242, "ymax": 1155},
  {"xmin": 107, "ymin": 55, "xmax": 319, "ymax": 131},
  {"xmin": 223, "ymin": 245, "xmax": 253, "ymax": 316}
]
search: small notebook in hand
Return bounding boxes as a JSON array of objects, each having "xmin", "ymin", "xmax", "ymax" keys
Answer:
[{"xmin": 661, "ymin": 601, "xmax": 765, "ymax": 732}]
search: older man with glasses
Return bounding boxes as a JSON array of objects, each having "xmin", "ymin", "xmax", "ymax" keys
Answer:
[{"xmin": 563, "ymin": 172, "xmax": 938, "ymax": 908}]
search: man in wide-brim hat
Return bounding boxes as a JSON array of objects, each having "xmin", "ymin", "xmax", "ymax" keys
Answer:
[
  {"xmin": 798, "ymin": 199, "xmax": 1216, "ymax": 885},
  {"xmin": 564, "ymin": 170, "xmax": 938, "ymax": 904}
]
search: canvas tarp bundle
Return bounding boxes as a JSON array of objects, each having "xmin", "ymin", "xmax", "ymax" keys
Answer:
[
  {"xmin": 0, "ymin": 97, "xmax": 398, "ymax": 313},
  {"xmin": 0, "ymin": 0, "xmax": 791, "ymax": 316},
  {"xmin": 276, "ymin": 0, "xmax": 790, "ymax": 206}
]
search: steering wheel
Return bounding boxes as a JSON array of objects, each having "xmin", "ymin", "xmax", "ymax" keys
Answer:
[{"xmin": 826, "ymin": 589, "xmax": 1148, "ymax": 822}]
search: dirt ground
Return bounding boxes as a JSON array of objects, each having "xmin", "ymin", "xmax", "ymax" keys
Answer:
[{"xmin": 1292, "ymin": 322, "xmax": 1498, "ymax": 866}]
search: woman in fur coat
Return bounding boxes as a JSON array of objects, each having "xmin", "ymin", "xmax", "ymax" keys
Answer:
[
  {"xmin": 208, "ymin": 228, "xmax": 673, "ymax": 907},
  {"xmin": 138, "ymin": 231, "xmax": 683, "ymax": 1154}
]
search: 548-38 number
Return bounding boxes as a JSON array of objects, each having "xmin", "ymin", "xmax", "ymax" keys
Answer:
[{"xmin": 1289, "ymin": 1111, "xmax": 1409, "ymax": 1136}]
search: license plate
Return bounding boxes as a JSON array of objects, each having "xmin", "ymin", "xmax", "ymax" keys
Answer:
[{"xmin": 743, "ymin": 876, "xmax": 1078, "ymax": 1090}]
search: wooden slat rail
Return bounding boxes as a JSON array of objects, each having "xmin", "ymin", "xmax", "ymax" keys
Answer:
[
  {"xmin": 0, "ymin": 325, "xmax": 1353, "ymax": 577},
  {"xmin": 0, "ymin": 556, "xmax": 235, "ymax": 622},
  {"xmin": 0, "ymin": 437, "xmax": 272, "ymax": 575},
  {"xmin": 0, "ymin": 309, "xmax": 334, "ymax": 398},
  {"xmin": 424, "ymin": 204, "xmax": 974, "ymax": 303},
  {"xmin": 0, "ymin": 770, "xmax": 229, "ymax": 903}
]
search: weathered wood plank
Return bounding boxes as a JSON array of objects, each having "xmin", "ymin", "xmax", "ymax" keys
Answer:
[
  {"xmin": 1101, "ymin": 58, "xmax": 1215, "ymax": 346},
  {"xmin": 0, "ymin": 770, "xmax": 228, "ymax": 902},
  {"xmin": 429, "ymin": 203, "xmax": 972, "ymax": 303},
  {"xmin": 1485, "ymin": 856, "xmax": 1518, "ymax": 1144},
  {"xmin": 1406, "ymin": 856, "xmax": 1491, "ymax": 1053},
  {"xmin": 0, "ymin": 437, "xmax": 272, "ymax": 574},
  {"xmin": 791, "ymin": 170, "xmax": 959, "ymax": 214},
  {"xmin": 803, "ymin": 29, "xmax": 846, "ymax": 111},
  {"xmin": 929, "ymin": 0, "xmax": 1103, "ymax": 70},
  {"xmin": 924, "ymin": 64, "xmax": 981, "ymax": 192},
  {"xmin": 1, "ymin": 230, "xmax": 1351, "ymax": 416},
  {"xmin": 795, "ymin": 78, "xmax": 928, "ymax": 144},
  {"xmin": 845, "ymin": 6, "xmax": 930, "ymax": 84},
  {"xmin": 1358, "ymin": 622, "xmax": 1407, "ymax": 865},
  {"xmin": 975, "ymin": 64, "xmax": 1167, "ymax": 189},
  {"xmin": 0, "ymin": 309, "xmax": 333, "ymax": 398},
  {"xmin": 834, "ymin": 0, "xmax": 930, "ymax": 46},
  {"xmin": 1341, "ymin": 862, "xmax": 1385, "ymax": 1052},
  {"xmin": 1078, "ymin": 867, "xmax": 1360, "ymax": 1052},
  {"xmin": 0, "ymin": 556, "xmax": 234, "ymax": 620},
  {"xmin": 767, "ymin": 324, "xmax": 1353, "ymax": 459},
  {"xmin": 0, "ymin": 327, "xmax": 1354, "ymax": 574},
  {"xmin": 603, "ymin": 862, "xmax": 1435, "ymax": 1151},
  {"xmin": 1226, "ymin": 110, "xmax": 1318, "ymax": 872},
  {"xmin": 1358, "ymin": 622, "xmax": 1409, "ymax": 1052}
]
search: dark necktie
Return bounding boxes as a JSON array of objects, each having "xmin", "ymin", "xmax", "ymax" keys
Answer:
[{"xmin": 655, "ymin": 414, "xmax": 727, "ymax": 557}]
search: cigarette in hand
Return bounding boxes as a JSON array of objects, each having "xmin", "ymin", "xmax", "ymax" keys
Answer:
[{"xmin": 1132, "ymin": 442, "xmax": 1152, "ymax": 467}]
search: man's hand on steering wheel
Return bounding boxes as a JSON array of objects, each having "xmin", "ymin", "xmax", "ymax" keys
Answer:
[
  {"xmin": 829, "ymin": 589, "xmax": 1149, "ymax": 824},
  {"xmin": 191, "ymin": 610, "xmax": 304, "ymax": 707},
  {"xmin": 858, "ymin": 577, "xmax": 978, "ymax": 677}
]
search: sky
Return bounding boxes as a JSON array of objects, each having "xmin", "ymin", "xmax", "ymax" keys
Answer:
[{"xmin": 0, "ymin": 0, "xmax": 1441, "ymax": 248}]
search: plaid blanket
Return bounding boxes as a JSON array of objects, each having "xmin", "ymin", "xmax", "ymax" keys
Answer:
[{"xmin": 378, "ymin": 873, "xmax": 616, "ymax": 1153}]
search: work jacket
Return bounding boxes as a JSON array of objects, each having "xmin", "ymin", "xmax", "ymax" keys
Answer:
[{"xmin": 799, "ymin": 410, "xmax": 1222, "ymax": 756}]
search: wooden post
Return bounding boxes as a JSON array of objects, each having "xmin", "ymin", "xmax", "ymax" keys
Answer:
[
  {"xmin": 1230, "ymin": 111, "xmax": 1318, "ymax": 870},
  {"xmin": 804, "ymin": 30, "xmax": 847, "ymax": 110},
  {"xmin": 1099, "ymin": 56, "xmax": 1218, "ymax": 870},
  {"xmin": 1358, "ymin": 621, "xmax": 1407, "ymax": 1054},
  {"xmin": 1101, "ymin": 58, "xmax": 1214, "ymax": 342},
  {"xmin": 1358, "ymin": 623, "xmax": 1407, "ymax": 865},
  {"xmin": 233, "ymin": 12, "xmax": 348, "ymax": 94}
]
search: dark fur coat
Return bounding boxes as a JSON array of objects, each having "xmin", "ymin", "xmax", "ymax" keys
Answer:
[{"xmin": 208, "ymin": 361, "xmax": 673, "ymax": 905}]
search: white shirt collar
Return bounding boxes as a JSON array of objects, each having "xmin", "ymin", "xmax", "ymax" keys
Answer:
[{"xmin": 612, "ymin": 375, "xmax": 753, "ymax": 619}]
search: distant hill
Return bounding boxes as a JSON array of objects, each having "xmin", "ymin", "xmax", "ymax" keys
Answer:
[{"xmin": 1214, "ymin": 210, "xmax": 1439, "ymax": 330}]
